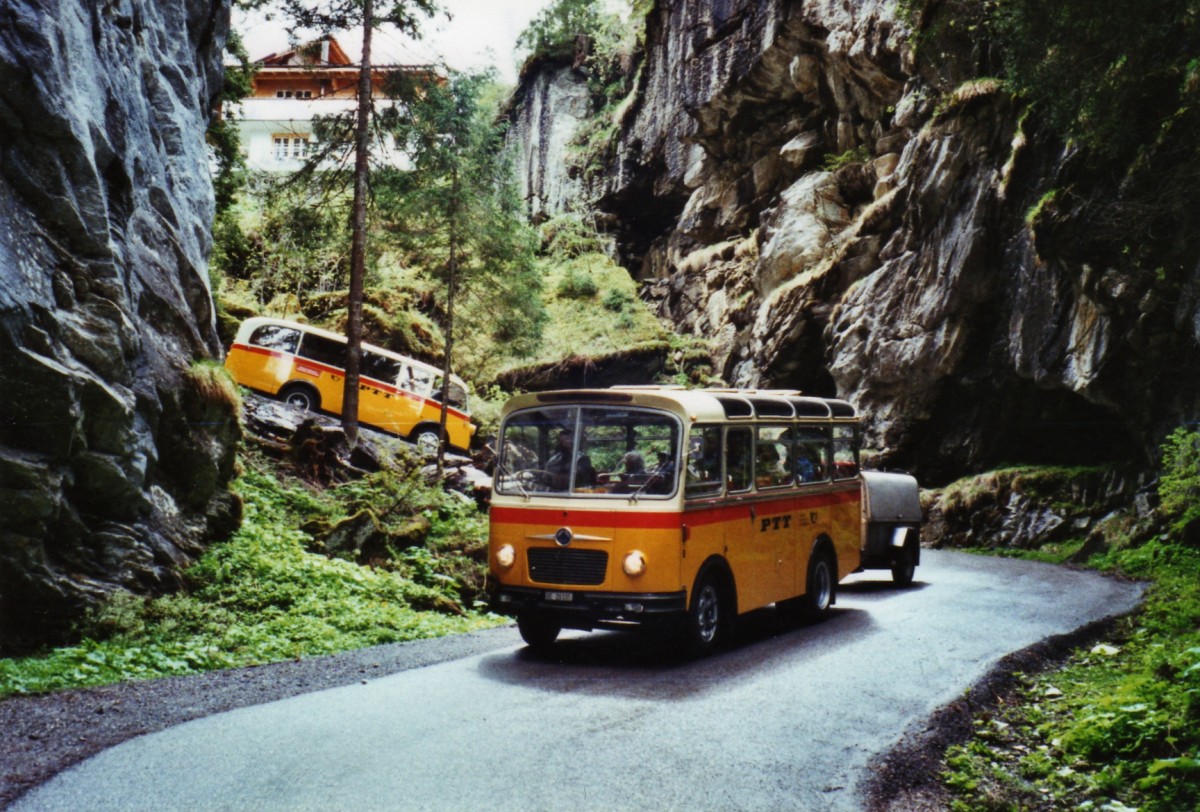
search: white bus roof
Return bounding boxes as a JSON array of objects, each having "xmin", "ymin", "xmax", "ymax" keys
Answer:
[{"xmin": 500, "ymin": 386, "xmax": 857, "ymax": 422}]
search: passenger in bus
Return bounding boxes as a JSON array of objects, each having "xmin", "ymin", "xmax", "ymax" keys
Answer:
[
  {"xmin": 546, "ymin": 429, "xmax": 596, "ymax": 490},
  {"xmin": 620, "ymin": 451, "xmax": 646, "ymax": 477},
  {"xmin": 795, "ymin": 445, "xmax": 818, "ymax": 482}
]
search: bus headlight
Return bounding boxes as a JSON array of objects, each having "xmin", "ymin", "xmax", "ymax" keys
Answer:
[
  {"xmin": 622, "ymin": 550, "xmax": 647, "ymax": 577},
  {"xmin": 495, "ymin": 545, "xmax": 516, "ymax": 569}
]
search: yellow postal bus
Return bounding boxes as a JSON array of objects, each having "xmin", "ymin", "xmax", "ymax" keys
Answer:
[
  {"xmin": 224, "ymin": 317, "xmax": 474, "ymax": 452},
  {"xmin": 488, "ymin": 387, "xmax": 921, "ymax": 654}
]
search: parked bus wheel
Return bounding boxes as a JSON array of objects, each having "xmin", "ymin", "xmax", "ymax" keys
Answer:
[
  {"xmin": 684, "ymin": 573, "xmax": 728, "ymax": 657},
  {"xmin": 802, "ymin": 550, "xmax": 835, "ymax": 621},
  {"xmin": 410, "ymin": 426, "xmax": 441, "ymax": 456},
  {"xmin": 891, "ymin": 531, "xmax": 917, "ymax": 587},
  {"xmin": 517, "ymin": 613, "xmax": 560, "ymax": 651},
  {"xmin": 279, "ymin": 383, "xmax": 319, "ymax": 413}
]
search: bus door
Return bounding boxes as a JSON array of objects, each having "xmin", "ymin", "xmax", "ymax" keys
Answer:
[
  {"xmin": 722, "ymin": 426, "xmax": 782, "ymax": 612},
  {"xmin": 753, "ymin": 426, "xmax": 798, "ymax": 607},
  {"xmin": 793, "ymin": 423, "xmax": 834, "ymax": 583}
]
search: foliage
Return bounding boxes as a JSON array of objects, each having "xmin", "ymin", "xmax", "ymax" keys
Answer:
[
  {"xmin": 939, "ymin": 429, "xmax": 1200, "ymax": 811},
  {"xmin": 821, "ymin": 146, "xmax": 871, "ymax": 172},
  {"xmin": 209, "ymin": 30, "xmax": 254, "ymax": 218},
  {"xmin": 515, "ymin": 0, "xmax": 615, "ymax": 66},
  {"xmin": 1158, "ymin": 427, "xmax": 1200, "ymax": 529},
  {"xmin": 0, "ymin": 454, "xmax": 503, "ymax": 696},
  {"xmin": 899, "ymin": 0, "xmax": 1200, "ymax": 278},
  {"xmin": 378, "ymin": 68, "xmax": 546, "ymax": 393}
]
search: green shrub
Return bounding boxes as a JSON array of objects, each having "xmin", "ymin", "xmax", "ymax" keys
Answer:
[{"xmin": 556, "ymin": 265, "xmax": 599, "ymax": 299}]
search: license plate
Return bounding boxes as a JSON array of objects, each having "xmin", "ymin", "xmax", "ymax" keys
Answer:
[{"xmin": 545, "ymin": 591, "xmax": 573, "ymax": 602}]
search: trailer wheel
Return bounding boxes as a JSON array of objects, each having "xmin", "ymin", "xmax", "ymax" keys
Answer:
[
  {"xmin": 802, "ymin": 550, "xmax": 835, "ymax": 621},
  {"xmin": 517, "ymin": 613, "xmax": 560, "ymax": 651},
  {"xmin": 892, "ymin": 531, "xmax": 917, "ymax": 587}
]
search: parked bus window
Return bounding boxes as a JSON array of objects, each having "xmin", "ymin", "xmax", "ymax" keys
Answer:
[
  {"xmin": 298, "ymin": 333, "xmax": 345, "ymax": 368},
  {"xmin": 726, "ymin": 427, "xmax": 753, "ymax": 492},
  {"xmin": 756, "ymin": 426, "xmax": 792, "ymax": 488},
  {"xmin": 685, "ymin": 425, "xmax": 723, "ymax": 499},
  {"xmin": 363, "ymin": 351, "xmax": 401, "ymax": 384},
  {"xmin": 795, "ymin": 425, "xmax": 831, "ymax": 482},
  {"xmin": 249, "ymin": 324, "xmax": 300, "ymax": 354}
]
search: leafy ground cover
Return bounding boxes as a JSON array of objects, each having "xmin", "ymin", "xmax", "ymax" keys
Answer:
[
  {"xmin": 938, "ymin": 433, "xmax": 1200, "ymax": 811},
  {"xmin": 0, "ymin": 452, "xmax": 505, "ymax": 697}
]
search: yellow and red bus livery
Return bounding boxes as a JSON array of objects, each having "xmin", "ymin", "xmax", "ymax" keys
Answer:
[
  {"xmin": 224, "ymin": 317, "xmax": 474, "ymax": 453},
  {"xmin": 488, "ymin": 387, "xmax": 921, "ymax": 655}
]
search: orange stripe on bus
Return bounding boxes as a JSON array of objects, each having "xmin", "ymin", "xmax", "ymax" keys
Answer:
[{"xmin": 489, "ymin": 488, "xmax": 860, "ymax": 529}]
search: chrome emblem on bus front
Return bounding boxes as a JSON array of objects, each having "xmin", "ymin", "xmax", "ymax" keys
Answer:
[{"xmin": 554, "ymin": 527, "xmax": 573, "ymax": 547}]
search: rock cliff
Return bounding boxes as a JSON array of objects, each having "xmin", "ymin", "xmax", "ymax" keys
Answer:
[
  {"xmin": 0, "ymin": 0, "xmax": 238, "ymax": 652},
  {"xmin": 508, "ymin": 0, "xmax": 1200, "ymax": 482}
]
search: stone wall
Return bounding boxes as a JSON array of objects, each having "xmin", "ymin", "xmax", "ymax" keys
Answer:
[{"xmin": 0, "ymin": 0, "xmax": 238, "ymax": 653}]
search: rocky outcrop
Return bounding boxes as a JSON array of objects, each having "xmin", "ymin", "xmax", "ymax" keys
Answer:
[
  {"xmin": 510, "ymin": 0, "xmax": 1200, "ymax": 482},
  {"xmin": 507, "ymin": 62, "xmax": 594, "ymax": 222},
  {"xmin": 0, "ymin": 0, "xmax": 238, "ymax": 652}
]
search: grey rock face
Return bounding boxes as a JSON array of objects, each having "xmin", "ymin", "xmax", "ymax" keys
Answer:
[
  {"xmin": 0, "ymin": 0, "xmax": 238, "ymax": 652},
  {"xmin": 510, "ymin": 0, "xmax": 1200, "ymax": 479},
  {"xmin": 506, "ymin": 63, "xmax": 593, "ymax": 221}
]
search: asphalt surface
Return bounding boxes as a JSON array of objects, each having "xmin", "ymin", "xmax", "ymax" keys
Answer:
[{"xmin": 11, "ymin": 550, "xmax": 1145, "ymax": 812}]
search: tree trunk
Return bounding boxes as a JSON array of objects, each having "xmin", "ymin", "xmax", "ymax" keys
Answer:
[
  {"xmin": 436, "ymin": 165, "xmax": 460, "ymax": 476},
  {"xmin": 343, "ymin": 0, "xmax": 375, "ymax": 447}
]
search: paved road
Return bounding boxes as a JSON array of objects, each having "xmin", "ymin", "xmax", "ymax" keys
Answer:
[{"xmin": 14, "ymin": 550, "xmax": 1144, "ymax": 812}]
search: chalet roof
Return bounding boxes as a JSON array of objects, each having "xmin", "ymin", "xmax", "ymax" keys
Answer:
[{"xmin": 257, "ymin": 35, "xmax": 353, "ymax": 67}]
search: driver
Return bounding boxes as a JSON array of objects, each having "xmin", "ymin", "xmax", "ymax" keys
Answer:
[{"xmin": 545, "ymin": 428, "xmax": 596, "ymax": 490}]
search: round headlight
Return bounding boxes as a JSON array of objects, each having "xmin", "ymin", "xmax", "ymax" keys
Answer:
[
  {"xmin": 495, "ymin": 544, "xmax": 515, "ymax": 569},
  {"xmin": 622, "ymin": 550, "xmax": 647, "ymax": 577}
]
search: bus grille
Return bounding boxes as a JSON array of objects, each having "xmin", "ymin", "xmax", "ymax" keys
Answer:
[{"xmin": 527, "ymin": 548, "xmax": 608, "ymax": 586}]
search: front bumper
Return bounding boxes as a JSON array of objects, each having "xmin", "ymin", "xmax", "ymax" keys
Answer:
[{"xmin": 492, "ymin": 586, "xmax": 688, "ymax": 631}]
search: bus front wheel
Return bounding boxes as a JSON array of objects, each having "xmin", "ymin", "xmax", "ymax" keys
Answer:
[
  {"xmin": 517, "ymin": 613, "xmax": 560, "ymax": 651},
  {"xmin": 684, "ymin": 573, "xmax": 728, "ymax": 657},
  {"xmin": 280, "ymin": 384, "xmax": 319, "ymax": 413},
  {"xmin": 411, "ymin": 426, "xmax": 441, "ymax": 456}
]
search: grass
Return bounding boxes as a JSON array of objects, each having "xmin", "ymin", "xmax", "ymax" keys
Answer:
[
  {"xmin": 495, "ymin": 251, "xmax": 668, "ymax": 373},
  {"xmin": 0, "ymin": 452, "xmax": 506, "ymax": 697},
  {"xmin": 937, "ymin": 448, "xmax": 1200, "ymax": 811}
]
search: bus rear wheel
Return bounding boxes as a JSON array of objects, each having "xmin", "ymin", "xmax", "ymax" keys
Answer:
[
  {"xmin": 279, "ymin": 384, "xmax": 319, "ymax": 413},
  {"xmin": 802, "ymin": 551, "xmax": 835, "ymax": 621},
  {"xmin": 517, "ymin": 613, "xmax": 560, "ymax": 651}
]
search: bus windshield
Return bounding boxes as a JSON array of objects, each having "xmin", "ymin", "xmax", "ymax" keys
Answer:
[{"xmin": 496, "ymin": 405, "xmax": 681, "ymax": 498}]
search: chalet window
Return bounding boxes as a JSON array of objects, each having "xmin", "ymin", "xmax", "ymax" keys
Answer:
[{"xmin": 273, "ymin": 136, "xmax": 310, "ymax": 161}]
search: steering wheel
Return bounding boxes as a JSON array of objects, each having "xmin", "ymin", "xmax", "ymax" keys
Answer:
[{"xmin": 515, "ymin": 469, "xmax": 555, "ymax": 490}]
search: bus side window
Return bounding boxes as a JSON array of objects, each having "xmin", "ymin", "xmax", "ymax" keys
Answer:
[
  {"xmin": 297, "ymin": 334, "xmax": 346, "ymax": 369},
  {"xmin": 249, "ymin": 325, "xmax": 300, "ymax": 354},
  {"xmin": 685, "ymin": 425, "xmax": 723, "ymax": 499},
  {"xmin": 795, "ymin": 425, "xmax": 831, "ymax": 482},
  {"xmin": 833, "ymin": 424, "xmax": 859, "ymax": 479},
  {"xmin": 726, "ymin": 427, "xmax": 753, "ymax": 493},
  {"xmin": 363, "ymin": 351, "xmax": 401, "ymax": 384},
  {"xmin": 755, "ymin": 426, "xmax": 791, "ymax": 488}
]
